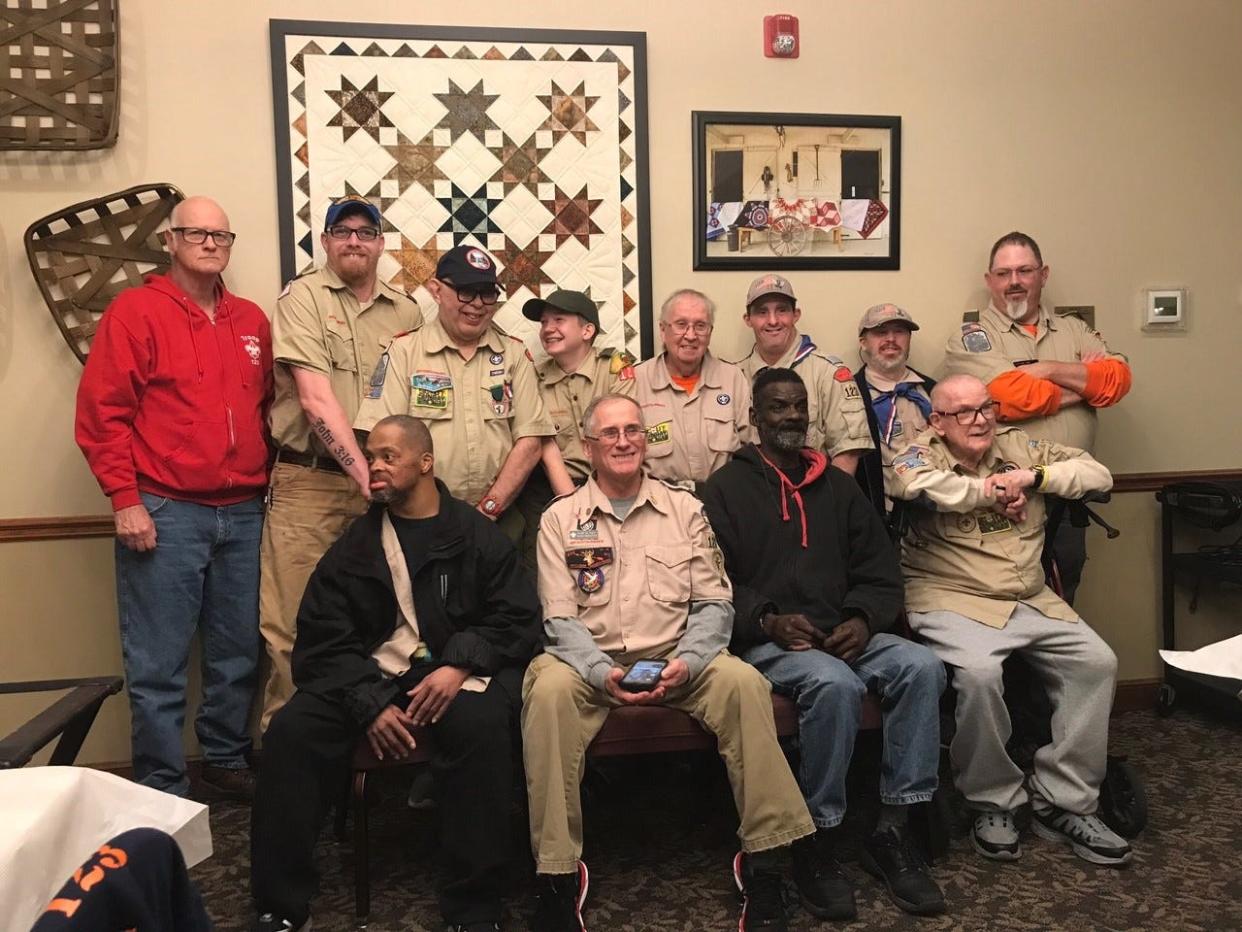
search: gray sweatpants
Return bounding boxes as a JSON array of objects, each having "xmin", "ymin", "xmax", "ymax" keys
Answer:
[{"xmin": 908, "ymin": 603, "xmax": 1117, "ymax": 815}]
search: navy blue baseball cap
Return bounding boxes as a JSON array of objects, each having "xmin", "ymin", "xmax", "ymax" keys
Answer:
[
  {"xmin": 435, "ymin": 244, "xmax": 500, "ymax": 288},
  {"xmin": 324, "ymin": 196, "xmax": 381, "ymax": 230}
]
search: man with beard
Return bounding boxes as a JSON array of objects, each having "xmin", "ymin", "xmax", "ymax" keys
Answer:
[
  {"xmin": 887, "ymin": 375, "xmax": 1130, "ymax": 868},
  {"xmin": 852, "ymin": 304, "xmax": 935, "ymax": 518},
  {"xmin": 734, "ymin": 274, "xmax": 874, "ymax": 476},
  {"xmin": 700, "ymin": 369, "xmax": 946, "ymax": 920},
  {"xmin": 634, "ymin": 289, "xmax": 751, "ymax": 489},
  {"xmin": 261, "ymin": 196, "xmax": 423, "ymax": 728},
  {"xmin": 251, "ymin": 415, "xmax": 540, "ymax": 932},
  {"xmin": 941, "ymin": 231, "xmax": 1132, "ymax": 603}
]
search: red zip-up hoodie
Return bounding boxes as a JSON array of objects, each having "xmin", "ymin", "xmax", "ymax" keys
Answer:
[{"xmin": 75, "ymin": 274, "xmax": 273, "ymax": 510}]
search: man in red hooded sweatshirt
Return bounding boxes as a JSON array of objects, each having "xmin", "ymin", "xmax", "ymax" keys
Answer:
[{"xmin": 75, "ymin": 195, "xmax": 273, "ymax": 800}]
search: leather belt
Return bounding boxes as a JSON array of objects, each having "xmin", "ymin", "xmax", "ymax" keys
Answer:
[{"xmin": 275, "ymin": 448, "xmax": 345, "ymax": 474}]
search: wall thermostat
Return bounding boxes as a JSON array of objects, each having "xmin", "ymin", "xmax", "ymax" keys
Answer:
[{"xmin": 1143, "ymin": 288, "xmax": 1186, "ymax": 332}]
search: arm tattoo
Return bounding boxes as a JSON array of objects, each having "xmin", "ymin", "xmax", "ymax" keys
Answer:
[{"xmin": 310, "ymin": 417, "xmax": 356, "ymax": 466}]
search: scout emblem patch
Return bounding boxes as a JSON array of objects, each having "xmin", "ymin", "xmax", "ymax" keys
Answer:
[
  {"xmin": 577, "ymin": 568, "xmax": 605, "ymax": 593},
  {"xmin": 961, "ymin": 323, "xmax": 992, "ymax": 353},
  {"xmin": 367, "ymin": 352, "xmax": 390, "ymax": 399},
  {"xmin": 489, "ymin": 352, "xmax": 504, "ymax": 365},
  {"xmin": 411, "ymin": 371, "xmax": 451, "ymax": 409},
  {"xmin": 955, "ymin": 515, "xmax": 977, "ymax": 533},
  {"xmin": 716, "ymin": 393, "xmax": 731, "ymax": 406},
  {"xmin": 646, "ymin": 420, "xmax": 672, "ymax": 445}
]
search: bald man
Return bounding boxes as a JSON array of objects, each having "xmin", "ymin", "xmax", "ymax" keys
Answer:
[
  {"xmin": 251, "ymin": 415, "xmax": 540, "ymax": 932},
  {"xmin": 76, "ymin": 196, "xmax": 273, "ymax": 799}
]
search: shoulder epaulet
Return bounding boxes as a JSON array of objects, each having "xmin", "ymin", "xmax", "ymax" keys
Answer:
[
  {"xmin": 390, "ymin": 328, "xmax": 417, "ymax": 341},
  {"xmin": 277, "ymin": 267, "xmax": 318, "ymax": 299},
  {"xmin": 653, "ymin": 476, "xmax": 698, "ymax": 497}
]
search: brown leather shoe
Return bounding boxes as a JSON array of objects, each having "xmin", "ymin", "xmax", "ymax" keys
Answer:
[{"xmin": 200, "ymin": 764, "xmax": 257, "ymax": 802}]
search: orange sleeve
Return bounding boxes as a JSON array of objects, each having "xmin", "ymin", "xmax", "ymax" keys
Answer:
[
  {"xmin": 1082, "ymin": 358, "xmax": 1132, "ymax": 408},
  {"xmin": 987, "ymin": 370, "xmax": 1062, "ymax": 421}
]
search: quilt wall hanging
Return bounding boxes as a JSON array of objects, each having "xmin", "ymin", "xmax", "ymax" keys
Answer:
[{"xmin": 270, "ymin": 21, "xmax": 653, "ymax": 357}]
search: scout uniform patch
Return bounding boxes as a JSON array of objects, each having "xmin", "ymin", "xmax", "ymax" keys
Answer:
[
  {"xmin": 961, "ymin": 323, "xmax": 992, "ymax": 353},
  {"xmin": 366, "ymin": 352, "xmax": 390, "ymax": 399},
  {"xmin": 610, "ymin": 349, "xmax": 637, "ymax": 380},
  {"xmin": 411, "ymin": 371, "xmax": 451, "ymax": 409},
  {"xmin": 646, "ymin": 420, "xmax": 672, "ymax": 445},
  {"xmin": 569, "ymin": 518, "xmax": 601, "ymax": 541},
  {"xmin": 892, "ymin": 446, "xmax": 928, "ymax": 476},
  {"xmin": 489, "ymin": 380, "xmax": 514, "ymax": 416},
  {"xmin": 577, "ymin": 568, "xmax": 605, "ymax": 593},
  {"xmin": 566, "ymin": 546, "xmax": 613, "ymax": 593},
  {"xmin": 956, "ymin": 514, "xmax": 977, "ymax": 533},
  {"xmin": 977, "ymin": 511, "xmax": 1013, "ymax": 534}
]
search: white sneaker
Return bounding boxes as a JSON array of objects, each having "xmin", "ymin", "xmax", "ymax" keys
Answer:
[
  {"xmin": 971, "ymin": 810, "xmax": 1021, "ymax": 861},
  {"xmin": 1032, "ymin": 807, "xmax": 1133, "ymax": 866}
]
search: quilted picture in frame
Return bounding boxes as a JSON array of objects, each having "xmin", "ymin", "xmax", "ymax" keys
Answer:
[{"xmin": 270, "ymin": 20, "xmax": 653, "ymax": 357}]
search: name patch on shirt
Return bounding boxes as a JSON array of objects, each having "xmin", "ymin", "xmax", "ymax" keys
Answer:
[{"xmin": 646, "ymin": 420, "xmax": 672, "ymax": 445}]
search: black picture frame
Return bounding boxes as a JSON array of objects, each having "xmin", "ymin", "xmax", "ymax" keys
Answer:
[
  {"xmin": 269, "ymin": 20, "xmax": 655, "ymax": 358},
  {"xmin": 692, "ymin": 111, "xmax": 901, "ymax": 272}
]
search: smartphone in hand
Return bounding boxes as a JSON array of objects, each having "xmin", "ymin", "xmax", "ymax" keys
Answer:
[{"xmin": 619, "ymin": 659, "xmax": 669, "ymax": 692}]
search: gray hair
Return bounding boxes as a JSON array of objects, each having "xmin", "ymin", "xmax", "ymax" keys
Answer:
[
  {"xmin": 660, "ymin": 288, "xmax": 716, "ymax": 324},
  {"xmin": 581, "ymin": 393, "xmax": 645, "ymax": 437}
]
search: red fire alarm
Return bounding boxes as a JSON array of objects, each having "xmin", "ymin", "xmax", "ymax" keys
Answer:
[{"xmin": 764, "ymin": 14, "xmax": 799, "ymax": 58}]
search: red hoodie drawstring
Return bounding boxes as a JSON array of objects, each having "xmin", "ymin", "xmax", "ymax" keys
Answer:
[{"xmin": 756, "ymin": 448, "xmax": 829, "ymax": 548}]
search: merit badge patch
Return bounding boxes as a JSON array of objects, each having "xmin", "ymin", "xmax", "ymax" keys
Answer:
[
  {"xmin": 961, "ymin": 324, "xmax": 993, "ymax": 353},
  {"xmin": 716, "ymin": 393, "xmax": 731, "ymax": 406},
  {"xmin": 646, "ymin": 420, "xmax": 672, "ymax": 445},
  {"xmin": 565, "ymin": 546, "xmax": 614, "ymax": 571},
  {"xmin": 577, "ymin": 568, "xmax": 605, "ymax": 593},
  {"xmin": 489, "ymin": 352, "xmax": 504, "ymax": 365}
]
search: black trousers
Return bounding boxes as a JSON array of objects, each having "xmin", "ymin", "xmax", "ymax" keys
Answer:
[{"xmin": 250, "ymin": 665, "xmax": 524, "ymax": 925}]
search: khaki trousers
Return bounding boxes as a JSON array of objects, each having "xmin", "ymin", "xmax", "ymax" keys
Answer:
[
  {"xmin": 521, "ymin": 651, "xmax": 814, "ymax": 874},
  {"xmin": 258, "ymin": 462, "xmax": 367, "ymax": 730}
]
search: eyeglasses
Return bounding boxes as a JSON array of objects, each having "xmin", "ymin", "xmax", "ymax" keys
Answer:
[
  {"xmin": 326, "ymin": 224, "xmax": 381, "ymax": 242},
  {"xmin": 440, "ymin": 280, "xmax": 501, "ymax": 306},
  {"xmin": 934, "ymin": 401, "xmax": 998, "ymax": 425},
  {"xmin": 988, "ymin": 265, "xmax": 1042, "ymax": 280},
  {"xmin": 664, "ymin": 320, "xmax": 712, "ymax": 336},
  {"xmin": 171, "ymin": 227, "xmax": 236, "ymax": 247},
  {"xmin": 584, "ymin": 424, "xmax": 647, "ymax": 444}
]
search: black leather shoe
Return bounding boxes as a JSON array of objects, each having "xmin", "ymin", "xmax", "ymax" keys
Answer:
[
  {"xmin": 860, "ymin": 826, "xmax": 946, "ymax": 916},
  {"xmin": 201, "ymin": 764, "xmax": 256, "ymax": 802},
  {"xmin": 791, "ymin": 832, "xmax": 857, "ymax": 920}
]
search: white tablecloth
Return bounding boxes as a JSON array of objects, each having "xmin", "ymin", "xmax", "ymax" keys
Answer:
[{"xmin": 0, "ymin": 767, "xmax": 212, "ymax": 929}]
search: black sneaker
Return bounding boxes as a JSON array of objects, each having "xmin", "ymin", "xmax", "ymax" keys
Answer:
[
  {"xmin": 1032, "ymin": 806, "xmax": 1132, "ymax": 866},
  {"xmin": 790, "ymin": 832, "xmax": 856, "ymax": 920},
  {"xmin": 252, "ymin": 914, "xmax": 310, "ymax": 932},
  {"xmin": 734, "ymin": 852, "xmax": 788, "ymax": 931},
  {"xmin": 447, "ymin": 924, "xmax": 500, "ymax": 932},
  {"xmin": 859, "ymin": 826, "xmax": 946, "ymax": 916},
  {"xmin": 531, "ymin": 861, "xmax": 588, "ymax": 931}
]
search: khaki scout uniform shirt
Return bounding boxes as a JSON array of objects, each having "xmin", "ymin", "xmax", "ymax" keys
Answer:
[
  {"xmin": 942, "ymin": 303, "xmax": 1123, "ymax": 453},
  {"xmin": 886, "ymin": 425, "xmax": 1113, "ymax": 628},
  {"xmin": 355, "ymin": 317, "xmax": 554, "ymax": 504},
  {"xmin": 736, "ymin": 330, "xmax": 874, "ymax": 458},
  {"xmin": 634, "ymin": 352, "xmax": 752, "ymax": 485},
  {"xmin": 538, "ymin": 475, "xmax": 732, "ymax": 658},
  {"xmin": 536, "ymin": 348, "xmax": 636, "ymax": 482},
  {"xmin": 270, "ymin": 267, "xmax": 423, "ymax": 455},
  {"xmin": 863, "ymin": 366, "xmax": 931, "ymax": 465}
]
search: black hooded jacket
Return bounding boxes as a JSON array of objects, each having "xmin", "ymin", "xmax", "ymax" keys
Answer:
[
  {"xmin": 290, "ymin": 479, "xmax": 541, "ymax": 726},
  {"xmin": 700, "ymin": 444, "xmax": 904, "ymax": 652}
]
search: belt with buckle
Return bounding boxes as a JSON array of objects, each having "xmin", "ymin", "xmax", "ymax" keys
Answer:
[{"xmin": 276, "ymin": 448, "xmax": 345, "ymax": 474}]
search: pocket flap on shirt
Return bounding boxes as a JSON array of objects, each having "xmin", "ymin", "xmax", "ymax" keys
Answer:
[{"xmin": 645, "ymin": 543, "xmax": 693, "ymax": 568}]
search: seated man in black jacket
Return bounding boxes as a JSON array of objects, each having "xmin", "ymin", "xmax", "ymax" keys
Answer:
[
  {"xmin": 250, "ymin": 415, "xmax": 541, "ymax": 932},
  {"xmin": 701, "ymin": 368, "xmax": 946, "ymax": 920}
]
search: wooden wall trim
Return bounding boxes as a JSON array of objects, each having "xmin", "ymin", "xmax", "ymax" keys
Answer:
[
  {"xmin": 1113, "ymin": 678, "xmax": 1161, "ymax": 714},
  {"xmin": 2, "ymin": 468, "xmax": 1239, "ymax": 543},
  {"xmin": 0, "ymin": 515, "xmax": 115, "ymax": 543},
  {"xmin": 1111, "ymin": 468, "xmax": 1242, "ymax": 494}
]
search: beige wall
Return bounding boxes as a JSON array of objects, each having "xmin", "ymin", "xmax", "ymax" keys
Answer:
[{"xmin": 2, "ymin": 1, "xmax": 1239, "ymax": 765}]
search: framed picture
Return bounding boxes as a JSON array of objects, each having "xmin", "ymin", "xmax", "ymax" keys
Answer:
[
  {"xmin": 1143, "ymin": 288, "xmax": 1186, "ymax": 331},
  {"xmin": 692, "ymin": 111, "xmax": 901, "ymax": 271},
  {"xmin": 270, "ymin": 20, "xmax": 653, "ymax": 357}
]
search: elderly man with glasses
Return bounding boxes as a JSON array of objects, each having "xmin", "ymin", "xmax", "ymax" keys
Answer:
[
  {"xmin": 259, "ymin": 196, "xmax": 424, "ymax": 728},
  {"xmin": 633, "ymin": 288, "xmax": 752, "ymax": 491},
  {"xmin": 886, "ymin": 374, "xmax": 1132, "ymax": 869},
  {"xmin": 941, "ymin": 231, "xmax": 1132, "ymax": 604},
  {"xmin": 76, "ymin": 196, "xmax": 272, "ymax": 799},
  {"xmin": 355, "ymin": 244, "xmax": 558, "ymax": 542}
]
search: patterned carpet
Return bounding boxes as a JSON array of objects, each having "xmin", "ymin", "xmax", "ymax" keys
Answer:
[{"xmin": 194, "ymin": 707, "xmax": 1242, "ymax": 932}]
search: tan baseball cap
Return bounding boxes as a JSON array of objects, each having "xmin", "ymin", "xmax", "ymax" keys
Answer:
[
  {"xmin": 858, "ymin": 303, "xmax": 920, "ymax": 334},
  {"xmin": 745, "ymin": 274, "xmax": 797, "ymax": 309}
]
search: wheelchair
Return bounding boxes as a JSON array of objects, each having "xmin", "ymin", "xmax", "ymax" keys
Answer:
[{"xmin": 891, "ymin": 491, "xmax": 1148, "ymax": 844}]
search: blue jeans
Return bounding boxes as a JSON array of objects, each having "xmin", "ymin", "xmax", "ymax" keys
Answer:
[
  {"xmin": 742, "ymin": 633, "xmax": 946, "ymax": 828},
  {"xmin": 116, "ymin": 492, "xmax": 264, "ymax": 795}
]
